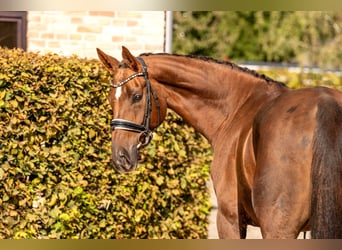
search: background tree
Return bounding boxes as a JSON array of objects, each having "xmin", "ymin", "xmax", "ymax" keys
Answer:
[{"xmin": 173, "ymin": 11, "xmax": 342, "ymax": 70}]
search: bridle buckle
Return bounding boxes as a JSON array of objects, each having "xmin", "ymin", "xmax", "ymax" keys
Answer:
[{"xmin": 137, "ymin": 130, "xmax": 153, "ymax": 149}]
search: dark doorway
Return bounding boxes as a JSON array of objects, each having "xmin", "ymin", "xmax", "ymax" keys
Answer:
[{"xmin": 0, "ymin": 11, "xmax": 27, "ymax": 50}]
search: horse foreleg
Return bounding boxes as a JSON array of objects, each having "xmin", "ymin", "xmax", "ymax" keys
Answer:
[
  {"xmin": 211, "ymin": 142, "xmax": 244, "ymax": 239},
  {"xmin": 216, "ymin": 206, "xmax": 242, "ymax": 239}
]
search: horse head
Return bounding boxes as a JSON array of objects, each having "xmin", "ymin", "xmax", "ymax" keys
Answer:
[{"xmin": 97, "ymin": 46, "xmax": 167, "ymax": 173}]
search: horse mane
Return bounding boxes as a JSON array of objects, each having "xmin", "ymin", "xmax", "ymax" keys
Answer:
[{"xmin": 139, "ymin": 52, "xmax": 287, "ymax": 88}]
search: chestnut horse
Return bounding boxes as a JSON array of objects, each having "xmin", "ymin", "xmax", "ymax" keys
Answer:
[{"xmin": 96, "ymin": 46, "xmax": 341, "ymax": 239}]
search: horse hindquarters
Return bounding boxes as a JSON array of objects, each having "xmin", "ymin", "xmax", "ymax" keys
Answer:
[
  {"xmin": 311, "ymin": 98, "xmax": 342, "ymax": 239},
  {"xmin": 252, "ymin": 93, "xmax": 316, "ymax": 238}
]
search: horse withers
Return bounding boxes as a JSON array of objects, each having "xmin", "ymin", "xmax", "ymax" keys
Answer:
[{"xmin": 96, "ymin": 46, "xmax": 341, "ymax": 239}]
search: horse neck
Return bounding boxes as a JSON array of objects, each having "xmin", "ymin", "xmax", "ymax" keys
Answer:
[{"xmin": 143, "ymin": 55, "xmax": 287, "ymax": 143}]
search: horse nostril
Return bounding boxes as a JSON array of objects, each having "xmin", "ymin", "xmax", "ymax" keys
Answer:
[
  {"xmin": 112, "ymin": 146, "xmax": 138, "ymax": 173},
  {"xmin": 118, "ymin": 150, "xmax": 128, "ymax": 161},
  {"xmin": 117, "ymin": 149, "xmax": 131, "ymax": 168},
  {"xmin": 118, "ymin": 151, "xmax": 125, "ymax": 158}
]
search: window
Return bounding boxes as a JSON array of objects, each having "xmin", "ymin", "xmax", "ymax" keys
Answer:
[{"xmin": 0, "ymin": 11, "xmax": 27, "ymax": 50}]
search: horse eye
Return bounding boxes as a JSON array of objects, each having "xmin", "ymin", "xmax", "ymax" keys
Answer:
[{"xmin": 132, "ymin": 93, "xmax": 143, "ymax": 103}]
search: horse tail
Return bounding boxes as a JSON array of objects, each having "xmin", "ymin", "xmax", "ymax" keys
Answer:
[{"xmin": 311, "ymin": 97, "xmax": 342, "ymax": 238}]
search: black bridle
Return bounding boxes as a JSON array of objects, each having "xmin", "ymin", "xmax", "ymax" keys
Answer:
[{"xmin": 110, "ymin": 57, "xmax": 160, "ymax": 148}]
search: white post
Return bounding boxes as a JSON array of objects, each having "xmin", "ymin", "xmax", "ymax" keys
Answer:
[{"xmin": 164, "ymin": 11, "xmax": 173, "ymax": 54}]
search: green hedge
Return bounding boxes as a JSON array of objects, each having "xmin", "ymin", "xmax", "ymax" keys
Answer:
[
  {"xmin": 0, "ymin": 47, "xmax": 212, "ymax": 239},
  {"xmin": 257, "ymin": 68, "xmax": 342, "ymax": 90}
]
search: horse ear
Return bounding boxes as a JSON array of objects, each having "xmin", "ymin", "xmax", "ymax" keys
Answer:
[
  {"xmin": 121, "ymin": 46, "xmax": 139, "ymax": 71},
  {"xmin": 96, "ymin": 48, "xmax": 120, "ymax": 72}
]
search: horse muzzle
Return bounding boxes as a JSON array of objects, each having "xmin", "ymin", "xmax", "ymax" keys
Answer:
[{"xmin": 112, "ymin": 145, "xmax": 139, "ymax": 173}]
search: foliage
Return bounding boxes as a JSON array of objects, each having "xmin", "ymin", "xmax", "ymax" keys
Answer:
[
  {"xmin": 255, "ymin": 67, "xmax": 342, "ymax": 90},
  {"xmin": 0, "ymin": 47, "xmax": 212, "ymax": 239},
  {"xmin": 173, "ymin": 11, "xmax": 342, "ymax": 70}
]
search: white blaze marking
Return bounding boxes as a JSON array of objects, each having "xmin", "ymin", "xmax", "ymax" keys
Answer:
[{"xmin": 115, "ymin": 86, "xmax": 122, "ymax": 100}]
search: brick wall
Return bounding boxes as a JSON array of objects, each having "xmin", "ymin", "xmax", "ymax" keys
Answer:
[{"xmin": 27, "ymin": 11, "xmax": 165, "ymax": 59}]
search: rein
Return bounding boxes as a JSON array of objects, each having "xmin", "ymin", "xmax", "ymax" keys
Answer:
[{"xmin": 110, "ymin": 57, "xmax": 160, "ymax": 148}]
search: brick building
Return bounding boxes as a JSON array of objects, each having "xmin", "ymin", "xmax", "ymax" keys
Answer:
[{"xmin": 0, "ymin": 11, "xmax": 167, "ymax": 59}]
